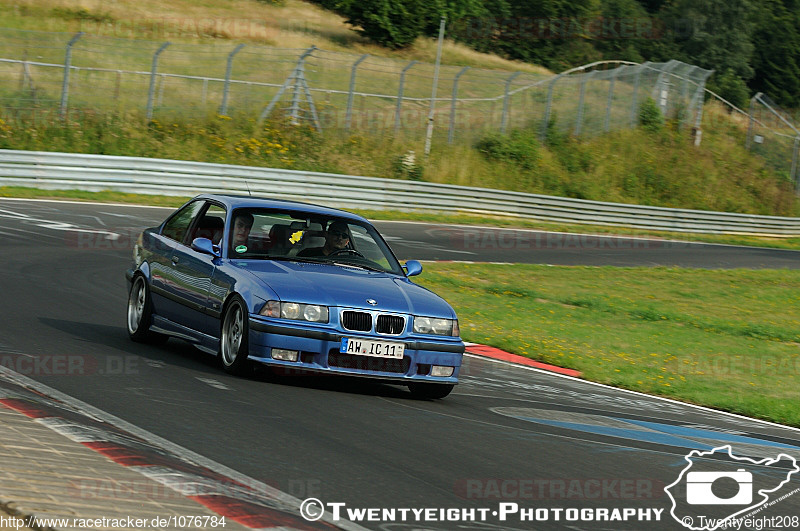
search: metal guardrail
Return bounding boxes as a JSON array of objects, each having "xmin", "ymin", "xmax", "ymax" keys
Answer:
[{"xmin": 1, "ymin": 149, "xmax": 799, "ymax": 235}]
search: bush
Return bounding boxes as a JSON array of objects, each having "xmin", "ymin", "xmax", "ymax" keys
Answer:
[
  {"xmin": 475, "ymin": 129, "xmax": 539, "ymax": 170},
  {"xmin": 708, "ymin": 69, "xmax": 750, "ymax": 110},
  {"xmin": 638, "ymin": 97, "xmax": 664, "ymax": 132},
  {"xmin": 332, "ymin": 0, "xmax": 424, "ymax": 49}
]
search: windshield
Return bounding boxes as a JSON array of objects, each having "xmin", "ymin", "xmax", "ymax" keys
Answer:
[{"xmin": 227, "ymin": 208, "xmax": 404, "ymax": 274}]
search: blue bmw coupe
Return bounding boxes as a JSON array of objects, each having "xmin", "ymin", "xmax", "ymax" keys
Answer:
[{"xmin": 126, "ymin": 194, "xmax": 464, "ymax": 398}]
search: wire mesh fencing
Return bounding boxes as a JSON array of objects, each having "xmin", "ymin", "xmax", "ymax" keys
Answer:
[
  {"xmin": 0, "ymin": 28, "xmax": 717, "ymax": 147},
  {"xmin": 745, "ymin": 93, "xmax": 800, "ymax": 190}
]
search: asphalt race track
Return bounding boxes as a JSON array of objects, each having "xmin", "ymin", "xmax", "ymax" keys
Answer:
[
  {"xmin": 2, "ymin": 198, "xmax": 800, "ymax": 530},
  {"xmin": 375, "ymin": 222, "xmax": 800, "ymax": 269}
]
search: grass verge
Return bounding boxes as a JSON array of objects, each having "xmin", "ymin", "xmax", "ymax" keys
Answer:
[
  {"xmin": 3, "ymin": 186, "xmax": 800, "ymax": 250},
  {"xmin": 1, "ymin": 104, "xmax": 797, "ymax": 219},
  {"xmin": 415, "ymin": 262, "xmax": 800, "ymax": 427}
]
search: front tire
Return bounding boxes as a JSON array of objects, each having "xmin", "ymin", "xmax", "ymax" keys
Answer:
[
  {"xmin": 408, "ymin": 382, "xmax": 455, "ymax": 400},
  {"xmin": 127, "ymin": 276, "xmax": 167, "ymax": 344},
  {"xmin": 220, "ymin": 297, "xmax": 251, "ymax": 375}
]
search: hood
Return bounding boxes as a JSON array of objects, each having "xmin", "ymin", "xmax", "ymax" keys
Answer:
[{"xmin": 234, "ymin": 260, "xmax": 455, "ymax": 318}]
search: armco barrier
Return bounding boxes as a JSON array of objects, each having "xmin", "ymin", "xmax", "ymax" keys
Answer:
[{"xmin": 1, "ymin": 149, "xmax": 799, "ymax": 235}]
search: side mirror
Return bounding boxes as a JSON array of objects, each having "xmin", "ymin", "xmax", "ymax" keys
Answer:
[
  {"xmin": 192, "ymin": 237, "xmax": 220, "ymax": 258},
  {"xmin": 404, "ymin": 260, "xmax": 423, "ymax": 277}
]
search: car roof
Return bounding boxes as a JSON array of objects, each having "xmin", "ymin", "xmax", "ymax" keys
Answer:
[{"xmin": 195, "ymin": 194, "xmax": 368, "ymax": 222}]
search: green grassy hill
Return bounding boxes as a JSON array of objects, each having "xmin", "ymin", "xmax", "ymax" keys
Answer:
[{"xmin": 0, "ymin": 0, "xmax": 797, "ymax": 217}]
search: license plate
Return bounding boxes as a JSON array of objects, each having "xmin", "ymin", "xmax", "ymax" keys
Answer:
[{"xmin": 340, "ymin": 338, "xmax": 405, "ymax": 359}]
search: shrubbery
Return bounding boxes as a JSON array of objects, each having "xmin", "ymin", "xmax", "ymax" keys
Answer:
[
  {"xmin": 638, "ymin": 97, "xmax": 664, "ymax": 132},
  {"xmin": 474, "ymin": 129, "xmax": 539, "ymax": 170}
]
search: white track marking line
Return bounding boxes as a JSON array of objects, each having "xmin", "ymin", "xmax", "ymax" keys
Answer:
[
  {"xmin": 195, "ymin": 377, "xmax": 231, "ymax": 390},
  {"xmin": 465, "ymin": 353, "xmax": 800, "ymax": 434},
  {"xmin": 0, "ymin": 224, "xmax": 64, "ymax": 240},
  {"xmin": 0, "ymin": 197, "xmax": 174, "ymax": 210},
  {"xmin": 0, "ymin": 364, "xmax": 368, "ymax": 531},
  {"xmin": 0, "ymin": 207, "xmax": 120, "ymax": 238}
]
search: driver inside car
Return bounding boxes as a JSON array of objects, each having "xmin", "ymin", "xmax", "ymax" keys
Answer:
[
  {"xmin": 297, "ymin": 220, "xmax": 351, "ymax": 257},
  {"xmin": 230, "ymin": 212, "xmax": 254, "ymax": 254}
]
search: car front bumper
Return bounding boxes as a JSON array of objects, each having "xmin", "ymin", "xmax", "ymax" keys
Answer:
[{"xmin": 248, "ymin": 318, "xmax": 464, "ymax": 384}]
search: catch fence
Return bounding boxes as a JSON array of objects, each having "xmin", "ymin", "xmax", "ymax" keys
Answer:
[
  {"xmin": 3, "ymin": 28, "xmax": 797, "ymax": 190},
  {"xmin": 0, "ymin": 29, "xmax": 711, "ymax": 146}
]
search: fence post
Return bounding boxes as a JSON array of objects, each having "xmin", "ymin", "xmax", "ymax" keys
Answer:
[
  {"xmin": 20, "ymin": 61, "xmax": 28, "ymax": 92},
  {"xmin": 653, "ymin": 60, "xmax": 678, "ymax": 116},
  {"xmin": 690, "ymin": 69, "xmax": 713, "ymax": 146},
  {"xmin": 345, "ymin": 54, "xmax": 368, "ymax": 132},
  {"xmin": 394, "ymin": 60, "xmax": 417, "ymax": 134},
  {"xmin": 745, "ymin": 92, "xmax": 760, "ymax": 150},
  {"xmin": 500, "ymin": 72, "xmax": 521, "ymax": 134},
  {"xmin": 603, "ymin": 68, "xmax": 618, "ymax": 133},
  {"xmin": 424, "ymin": 17, "xmax": 447, "ymax": 157},
  {"xmin": 219, "ymin": 44, "xmax": 245, "ymax": 116},
  {"xmin": 114, "ymin": 70, "xmax": 122, "ymax": 102},
  {"xmin": 146, "ymin": 42, "xmax": 170, "ymax": 121},
  {"xmin": 21, "ymin": 61, "xmax": 36, "ymax": 99},
  {"xmin": 680, "ymin": 66, "xmax": 699, "ymax": 129},
  {"xmin": 258, "ymin": 46, "xmax": 317, "ymax": 127},
  {"xmin": 792, "ymin": 136, "xmax": 800, "ymax": 193},
  {"xmin": 630, "ymin": 61, "xmax": 648, "ymax": 127},
  {"xmin": 300, "ymin": 68, "xmax": 322, "ymax": 133},
  {"xmin": 541, "ymin": 74, "xmax": 563, "ymax": 142},
  {"xmin": 574, "ymin": 71, "xmax": 595, "ymax": 136},
  {"xmin": 157, "ymin": 74, "xmax": 166, "ymax": 107},
  {"xmin": 448, "ymin": 66, "xmax": 469, "ymax": 143},
  {"xmin": 59, "ymin": 32, "xmax": 84, "ymax": 119}
]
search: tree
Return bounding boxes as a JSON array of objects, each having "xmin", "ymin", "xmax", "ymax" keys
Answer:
[
  {"xmin": 329, "ymin": 0, "xmax": 501, "ymax": 49},
  {"xmin": 593, "ymin": 0, "xmax": 650, "ymax": 63},
  {"xmin": 749, "ymin": 0, "xmax": 800, "ymax": 107},
  {"xmin": 707, "ymin": 68, "xmax": 750, "ymax": 109},
  {"xmin": 332, "ymin": 0, "xmax": 426, "ymax": 48},
  {"xmin": 489, "ymin": 0, "xmax": 601, "ymax": 70},
  {"xmin": 661, "ymin": 0, "xmax": 755, "ymax": 80}
]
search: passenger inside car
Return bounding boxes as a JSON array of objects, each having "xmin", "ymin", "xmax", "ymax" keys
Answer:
[{"xmin": 297, "ymin": 220, "xmax": 352, "ymax": 257}]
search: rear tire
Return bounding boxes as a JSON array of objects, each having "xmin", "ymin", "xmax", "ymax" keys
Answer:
[
  {"xmin": 220, "ymin": 296, "xmax": 251, "ymax": 375},
  {"xmin": 408, "ymin": 382, "xmax": 454, "ymax": 400},
  {"xmin": 127, "ymin": 276, "xmax": 167, "ymax": 344}
]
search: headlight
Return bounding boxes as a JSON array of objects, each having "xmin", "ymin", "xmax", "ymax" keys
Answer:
[
  {"xmin": 414, "ymin": 317, "xmax": 431, "ymax": 334},
  {"xmin": 259, "ymin": 301, "xmax": 328, "ymax": 323},
  {"xmin": 413, "ymin": 316, "xmax": 458, "ymax": 336},
  {"xmin": 282, "ymin": 302, "xmax": 300, "ymax": 320},
  {"xmin": 303, "ymin": 305, "xmax": 324, "ymax": 322}
]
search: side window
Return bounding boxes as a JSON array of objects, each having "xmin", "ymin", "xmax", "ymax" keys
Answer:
[
  {"xmin": 190, "ymin": 204, "xmax": 227, "ymax": 245},
  {"xmin": 161, "ymin": 201, "xmax": 205, "ymax": 243},
  {"xmin": 350, "ymin": 224, "xmax": 392, "ymax": 270}
]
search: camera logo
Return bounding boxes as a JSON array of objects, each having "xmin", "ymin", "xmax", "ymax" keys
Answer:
[
  {"xmin": 686, "ymin": 469, "xmax": 752, "ymax": 505},
  {"xmin": 665, "ymin": 445, "xmax": 800, "ymax": 531}
]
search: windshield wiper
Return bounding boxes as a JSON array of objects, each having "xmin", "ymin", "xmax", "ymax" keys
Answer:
[
  {"xmin": 330, "ymin": 261, "xmax": 386, "ymax": 273},
  {"xmin": 261, "ymin": 256, "xmax": 328, "ymax": 266}
]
